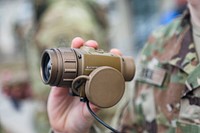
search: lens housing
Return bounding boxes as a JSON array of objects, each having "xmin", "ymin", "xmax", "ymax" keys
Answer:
[{"xmin": 40, "ymin": 48, "xmax": 78, "ymax": 87}]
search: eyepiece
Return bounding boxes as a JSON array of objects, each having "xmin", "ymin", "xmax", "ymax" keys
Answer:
[{"xmin": 122, "ymin": 57, "xmax": 135, "ymax": 81}]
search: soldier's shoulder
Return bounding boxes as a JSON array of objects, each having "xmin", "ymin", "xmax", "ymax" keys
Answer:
[{"xmin": 140, "ymin": 17, "xmax": 183, "ymax": 62}]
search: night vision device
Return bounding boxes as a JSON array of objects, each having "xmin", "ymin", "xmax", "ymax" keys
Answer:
[{"xmin": 40, "ymin": 45, "xmax": 135, "ymax": 108}]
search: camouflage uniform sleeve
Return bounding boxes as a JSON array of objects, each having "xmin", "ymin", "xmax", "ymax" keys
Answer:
[{"xmin": 177, "ymin": 65, "xmax": 200, "ymax": 133}]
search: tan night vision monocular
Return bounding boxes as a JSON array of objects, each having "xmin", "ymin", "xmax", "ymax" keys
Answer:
[{"xmin": 40, "ymin": 46, "xmax": 135, "ymax": 108}]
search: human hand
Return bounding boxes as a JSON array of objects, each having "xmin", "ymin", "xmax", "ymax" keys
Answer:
[{"xmin": 47, "ymin": 37, "xmax": 122, "ymax": 133}]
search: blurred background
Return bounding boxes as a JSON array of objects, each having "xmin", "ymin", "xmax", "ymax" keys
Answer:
[{"xmin": 0, "ymin": 0, "xmax": 187, "ymax": 133}]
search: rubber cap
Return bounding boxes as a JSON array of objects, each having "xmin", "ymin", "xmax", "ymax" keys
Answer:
[{"xmin": 85, "ymin": 66, "xmax": 125, "ymax": 108}]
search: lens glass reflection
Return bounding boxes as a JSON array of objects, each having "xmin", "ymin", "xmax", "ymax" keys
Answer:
[{"xmin": 42, "ymin": 53, "xmax": 51, "ymax": 82}]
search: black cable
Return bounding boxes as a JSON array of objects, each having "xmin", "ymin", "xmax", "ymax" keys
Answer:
[{"xmin": 86, "ymin": 99, "xmax": 120, "ymax": 133}]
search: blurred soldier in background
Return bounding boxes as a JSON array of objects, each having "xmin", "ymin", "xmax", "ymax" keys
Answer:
[
  {"xmin": 0, "ymin": 70, "xmax": 37, "ymax": 133},
  {"xmin": 34, "ymin": 0, "xmax": 108, "ymax": 52},
  {"xmin": 0, "ymin": 69, "xmax": 49, "ymax": 133},
  {"xmin": 0, "ymin": 1, "xmax": 41, "ymax": 133},
  {"xmin": 0, "ymin": 0, "xmax": 50, "ymax": 133}
]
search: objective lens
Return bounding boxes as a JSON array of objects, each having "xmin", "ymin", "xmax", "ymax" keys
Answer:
[
  {"xmin": 41, "ymin": 52, "xmax": 51, "ymax": 82},
  {"xmin": 45, "ymin": 58, "xmax": 51, "ymax": 81}
]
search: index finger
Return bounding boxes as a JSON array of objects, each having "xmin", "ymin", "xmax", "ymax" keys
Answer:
[
  {"xmin": 110, "ymin": 48, "xmax": 123, "ymax": 56},
  {"xmin": 84, "ymin": 40, "xmax": 99, "ymax": 49},
  {"xmin": 71, "ymin": 37, "xmax": 85, "ymax": 48}
]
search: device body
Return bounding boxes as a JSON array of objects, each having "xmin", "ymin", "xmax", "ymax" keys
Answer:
[{"xmin": 40, "ymin": 46, "xmax": 135, "ymax": 108}]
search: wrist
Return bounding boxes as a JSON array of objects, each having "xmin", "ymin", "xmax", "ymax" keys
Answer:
[{"xmin": 49, "ymin": 128, "xmax": 90, "ymax": 133}]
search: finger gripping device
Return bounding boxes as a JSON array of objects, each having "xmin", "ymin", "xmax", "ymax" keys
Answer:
[{"xmin": 40, "ymin": 46, "xmax": 135, "ymax": 108}]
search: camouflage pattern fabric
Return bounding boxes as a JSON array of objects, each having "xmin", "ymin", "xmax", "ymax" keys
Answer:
[
  {"xmin": 117, "ymin": 9, "xmax": 200, "ymax": 133},
  {"xmin": 35, "ymin": 0, "xmax": 108, "ymax": 52}
]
